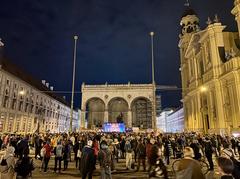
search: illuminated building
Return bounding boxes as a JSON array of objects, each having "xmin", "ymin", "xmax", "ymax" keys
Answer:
[{"xmin": 179, "ymin": 1, "xmax": 240, "ymax": 134}]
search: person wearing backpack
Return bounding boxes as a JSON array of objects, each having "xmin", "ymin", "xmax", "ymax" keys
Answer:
[
  {"xmin": 54, "ymin": 141, "xmax": 63, "ymax": 173},
  {"xmin": 98, "ymin": 140, "xmax": 112, "ymax": 179},
  {"xmin": 15, "ymin": 149, "xmax": 34, "ymax": 179},
  {"xmin": 0, "ymin": 145, "xmax": 15, "ymax": 179}
]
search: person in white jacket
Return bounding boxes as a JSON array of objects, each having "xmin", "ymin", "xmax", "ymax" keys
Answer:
[{"xmin": 0, "ymin": 145, "xmax": 15, "ymax": 179}]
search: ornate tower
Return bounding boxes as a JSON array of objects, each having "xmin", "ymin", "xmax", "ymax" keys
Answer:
[
  {"xmin": 178, "ymin": 3, "xmax": 200, "ymax": 130},
  {"xmin": 232, "ymin": 0, "xmax": 240, "ymax": 38}
]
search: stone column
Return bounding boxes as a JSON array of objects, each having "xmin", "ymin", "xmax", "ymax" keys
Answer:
[
  {"xmin": 104, "ymin": 109, "xmax": 108, "ymax": 123},
  {"xmin": 128, "ymin": 109, "xmax": 132, "ymax": 128},
  {"xmin": 81, "ymin": 110, "xmax": 86, "ymax": 129}
]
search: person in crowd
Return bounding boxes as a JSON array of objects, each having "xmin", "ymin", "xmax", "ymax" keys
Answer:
[
  {"xmin": 0, "ymin": 145, "xmax": 15, "ymax": 179},
  {"xmin": 81, "ymin": 140, "xmax": 96, "ymax": 179},
  {"xmin": 98, "ymin": 140, "xmax": 112, "ymax": 179},
  {"xmin": 130, "ymin": 136, "xmax": 138, "ymax": 162},
  {"xmin": 120, "ymin": 137, "xmax": 126, "ymax": 159},
  {"xmin": 163, "ymin": 138, "xmax": 171, "ymax": 165},
  {"xmin": 230, "ymin": 137, "xmax": 237, "ymax": 155},
  {"xmin": 63, "ymin": 140, "xmax": 70, "ymax": 171},
  {"xmin": 124, "ymin": 139, "xmax": 133, "ymax": 170},
  {"xmin": 177, "ymin": 147, "xmax": 205, "ymax": 179},
  {"xmin": 112, "ymin": 138, "xmax": 120, "ymax": 163},
  {"xmin": 149, "ymin": 145, "xmax": 168, "ymax": 179},
  {"xmin": 74, "ymin": 138, "xmax": 84, "ymax": 170},
  {"xmin": 54, "ymin": 141, "xmax": 63, "ymax": 173},
  {"xmin": 17, "ymin": 135, "xmax": 29, "ymax": 159},
  {"xmin": 190, "ymin": 139, "xmax": 202, "ymax": 161},
  {"xmin": 237, "ymin": 137, "xmax": 240, "ymax": 160},
  {"xmin": 136, "ymin": 139, "xmax": 146, "ymax": 171},
  {"xmin": 146, "ymin": 138, "xmax": 154, "ymax": 171},
  {"xmin": 204, "ymin": 137, "xmax": 214, "ymax": 171},
  {"xmin": 43, "ymin": 140, "xmax": 52, "ymax": 173},
  {"xmin": 217, "ymin": 157, "xmax": 234, "ymax": 179},
  {"xmin": 15, "ymin": 148, "xmax": 34, "ymax": 179}
]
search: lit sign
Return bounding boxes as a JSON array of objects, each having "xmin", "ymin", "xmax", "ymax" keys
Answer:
[{"xmin": 103, "ymin": 123, "xmax": 125, "ymax": 133}]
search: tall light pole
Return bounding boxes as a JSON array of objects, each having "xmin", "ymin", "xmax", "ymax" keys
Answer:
[
  {"xmin": 70, "ymin": 35, "xmax": 78, "ymax": 133},
  {"xmin": 150, "ymin": 32, "xmax": 156, "ymax": 130}
]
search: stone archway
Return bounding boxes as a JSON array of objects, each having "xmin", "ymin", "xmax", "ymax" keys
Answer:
[
  {"xmin": 131, "ymin": 97, "xmax": 152, "ymax": 129},
  {"xmin": 108, "ymin": 97, "xmax": 128, "ymax": 123},
  {"xmin": 85, "ymin": 98, "xmax": 105, "ymax": 128}
]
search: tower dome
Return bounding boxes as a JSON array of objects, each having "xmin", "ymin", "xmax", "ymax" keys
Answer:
[{"xmin": 180, "ymin": 4, "xmax": 200, "ymax": 36}]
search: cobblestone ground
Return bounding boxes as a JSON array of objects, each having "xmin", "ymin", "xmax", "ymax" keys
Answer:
[{"xmin": 2, "ymin": 150, "xmax": 239, "ymax": 178}]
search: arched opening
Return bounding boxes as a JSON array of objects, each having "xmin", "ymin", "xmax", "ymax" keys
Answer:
[
  {"xmin": 131, "ymin": 97, "xmax": 152, "ymax": 129},
  {"xmin": 108, "ymin": 98, "xmax": 128, "ymax": 123},
  {"xmin": 85, "ymin": 98, "xmax": 105, "ymax": 129}
]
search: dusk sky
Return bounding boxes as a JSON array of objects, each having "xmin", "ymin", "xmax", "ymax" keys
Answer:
[{"xmin": 0, "ymin": 0, "xmax": 236, "ymax": 108}]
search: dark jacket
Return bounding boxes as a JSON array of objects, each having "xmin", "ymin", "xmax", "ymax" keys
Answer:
[{"xmin": 80, "ymin": 146, "xmax": 96, "ymax": 174}]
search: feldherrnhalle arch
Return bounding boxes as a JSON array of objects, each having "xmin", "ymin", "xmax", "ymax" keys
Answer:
[{"xmin": 81, "ymin": 83, "xmax": 156, "ymax": 129}]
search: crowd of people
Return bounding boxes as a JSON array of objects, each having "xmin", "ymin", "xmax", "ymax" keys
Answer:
[{"xmin": 0, "ymin": 132, "xmax": 239, "ymax": 179}]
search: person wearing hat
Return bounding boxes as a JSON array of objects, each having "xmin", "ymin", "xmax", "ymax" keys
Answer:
[
  {"xmin": 81, "ymin": 140, "xmax": 96, "ymax": 179},
  {"xmin": 98, "ymin": 140, "xmax": 112, "ymax": 179}
]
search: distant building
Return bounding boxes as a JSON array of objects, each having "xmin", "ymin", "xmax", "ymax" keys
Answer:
[
  {"xmin": 156, "ymin": 108, "xmax": 174, "ymax": 132},
  {"xmin": 0, "ymin": 55, "xmax": 79, "ymax": 133},
  {"xmin": 156, "ymin": 95, "xmax": 162, "ymax": 117},
  {"xmin": 166, "ymin": 108, "xmax": 184, "ymax": 133},
  {"xmin": 179, "ymin": 1, "xmax": 240, "ymax": 134},
  {"xmin": 81, "ymin": 83, "xmax": 156, "ymax": 129}
]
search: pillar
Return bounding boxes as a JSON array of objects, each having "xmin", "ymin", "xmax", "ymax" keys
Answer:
[
  {"xmin": 104, "ymin": 109, "xmax": 108, "ymax": 123},
  {"xmin": 81, "ymin": 110, "xmax": 86, "ymax": 129},
  {"xmin": 128, "ymin": 109, "xmax": 132, "ymax": 128}
]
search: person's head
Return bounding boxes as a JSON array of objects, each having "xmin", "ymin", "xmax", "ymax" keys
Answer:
[
  {"xmin": 217, "ymin": 157, "xmax": 234, "ymax": 175},
  {"xmin": 184, "ymin": 147, "xmax": 194, "ymax": 158},
  {"xmin": 87, "ymin": 140, "xmax": 93, "ymax": 147},
  {"xmin": 100, "ymin": 140, "xmax": 108, "ymax": 150}
]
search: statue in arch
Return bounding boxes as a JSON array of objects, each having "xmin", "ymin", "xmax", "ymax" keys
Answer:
[{"xmin": 116, "ymin": 112, "xmax": 124, "ymax": 123}]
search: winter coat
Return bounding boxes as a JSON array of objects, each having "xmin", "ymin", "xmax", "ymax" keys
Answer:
[{"xmin": 80, "ymin": 146, "xmax": 96, "ymax": 174}]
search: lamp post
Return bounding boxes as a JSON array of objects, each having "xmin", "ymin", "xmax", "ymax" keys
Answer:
[
  {"xmin": 149, "ymin": 32, "xmax": 156, "ymax": 129},
  {"xmin": 70, "ymin": 35, "xmax": 78, "ymax": 133}
]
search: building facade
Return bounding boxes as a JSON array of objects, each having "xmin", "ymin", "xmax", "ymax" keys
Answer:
[
  {"xmin": 166, "ymin": 108, "xmax": 184, "ymax": 133},
  {"xmin": 81, "ymin": 83, "xmax": 157, "ymax": 129},
  {"xmin": 179, "ymin": 2, "xmax": 240, "ymax": 134},
  {"xmin": 156, "ymin": 108, "xmax": 173, "ymax": 132},
  {"xmin": 0, "ymin": 57, "xmax": 79, "ymax": 133}
]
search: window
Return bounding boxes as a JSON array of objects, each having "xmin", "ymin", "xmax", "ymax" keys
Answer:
[{"xmin": 6, "ymin": 79, "xmax": 9, "ymax": 85}]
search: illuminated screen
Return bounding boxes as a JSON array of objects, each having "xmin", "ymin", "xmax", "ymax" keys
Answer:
[{"xmin": 103, "ymin": 123, "xmax": 126, "ymax": 133}]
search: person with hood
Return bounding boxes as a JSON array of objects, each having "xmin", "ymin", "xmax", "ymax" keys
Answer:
[
  {"xmin": 98, "ymin": 140, "xmax": 112, "ymax": 179},
  {"xmin": 81, "ymin": 140, "xmax": 96, "ymax": 179},
  {"xmin": 0, "ymin": 145, "xmax": 15, "ymax": 179}
]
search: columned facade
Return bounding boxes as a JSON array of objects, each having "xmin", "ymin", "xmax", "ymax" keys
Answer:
[
  {"xmin": 179, "ymin": 3, "xmax": 240, "ymax": 134},
  {"xmin": 81, "ymin": 83, "xmax": 155, "ymax": 129}
]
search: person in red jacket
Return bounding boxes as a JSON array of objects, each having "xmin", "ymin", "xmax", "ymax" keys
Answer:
[
  {"xmin": 146, "ymin": 138, "xmax": 155, "ymax": 172},
  {"xmin": 43, "ymin": 140, "xmax": 52, "ymax": 172}
]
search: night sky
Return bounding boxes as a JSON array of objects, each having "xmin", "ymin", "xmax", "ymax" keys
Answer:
[{"xmin": 0, "ymin": 0, "xmax": 236, "ymax": 109}]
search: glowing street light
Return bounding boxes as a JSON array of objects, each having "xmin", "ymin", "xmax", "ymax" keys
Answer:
[
  {"xmin": 200, "ymin": 86, "xmax": 208, "ymax": 93},
  {"xmin": 19, "ymin": 90, "xmax": 25, "ymax": 95}
]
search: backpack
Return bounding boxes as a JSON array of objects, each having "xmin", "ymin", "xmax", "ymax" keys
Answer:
[
  {"xmin": 77, "ymin": 149, "xmax": 82, "ymax": 158},
  {"xmin": 0, "ymin": 156, "xmax": 11, "ymax": 173},
  {"xmin": 55, "ymin": 145, "xmax": 63, "ymax": 157},
  {"xmin": 15, "ymin": 157, "xmax": 34, "ymax": 177},
  {"xmin": 40, "ymin": 147, "xmax": 46, "ymax": 157},
  {"xmin": 138, "ymin": 144, "xmax": 146, "ymax": 156}
]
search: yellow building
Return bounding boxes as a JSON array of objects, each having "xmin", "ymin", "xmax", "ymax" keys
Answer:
[{"xmin": 179, "ymin": 1, "xmax": 240, "ymax": 134}]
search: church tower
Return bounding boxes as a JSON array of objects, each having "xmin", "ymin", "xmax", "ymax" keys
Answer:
[
  {"xmin": 232, "ymin": 0, "xmax": 240, "ymax": 38},
  {"xmin": 179, "ymin": 3, "xmax": 200, "ymax": 97}
]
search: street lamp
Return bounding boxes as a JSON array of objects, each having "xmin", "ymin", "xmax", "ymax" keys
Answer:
[
  {"xmin": 19, "ymin": 90, "xmax": 25, "ymax": 96},
  {"xmin": 70, "ymin": 35, "xmax": 78, "ymax": 133},
  {"xmin": 200, "ymin": 86, "xmax": 208, "ymax": 93},
  {"xmin": 149, "ymin": 31, "xmax": 156, "ymax": 130}
]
